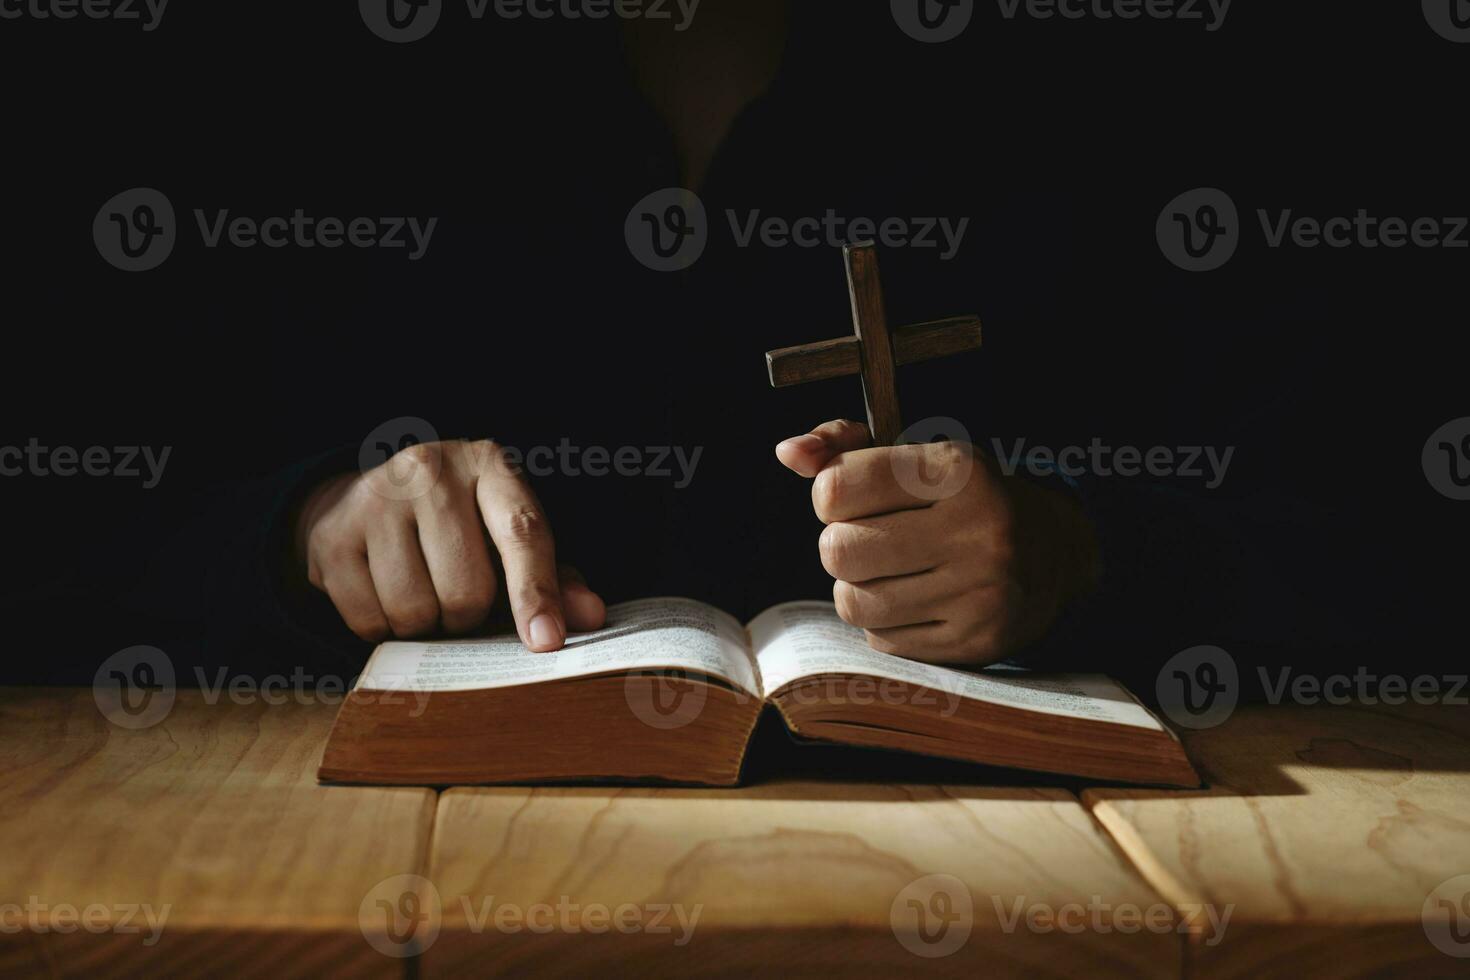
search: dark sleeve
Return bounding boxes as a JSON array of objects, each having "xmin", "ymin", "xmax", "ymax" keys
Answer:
[
  {"xmin": 1009, "ymin": 471, "xmax": 1397, "ymax": 699},
  {"xmin": 10, "ymin": 447, "xmax": 368, "ymax": 685}
]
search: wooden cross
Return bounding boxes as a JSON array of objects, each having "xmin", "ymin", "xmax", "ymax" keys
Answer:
[{"xmin": 764, "ymin": 242, "xmax": 983, "ymax": 446}]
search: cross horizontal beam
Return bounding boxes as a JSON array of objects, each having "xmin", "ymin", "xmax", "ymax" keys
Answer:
[{"xmin": 765, "ymin": 315, "xmax": 983, "ymax": 389}]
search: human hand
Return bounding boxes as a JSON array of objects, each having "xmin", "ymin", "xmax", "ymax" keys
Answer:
[
  {"xmin": 777, "ymin": 420, "xmax": 1098, "ymax": 665},
  {"xmin": 294, "ymin": 440, "xmax": 606, "ymax": 650}
]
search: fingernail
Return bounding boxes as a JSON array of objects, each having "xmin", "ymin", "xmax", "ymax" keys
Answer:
[
  {"xmin": 782, "ymin": 434, "xmax": 825, "ymax": 454},
  {"xmin": 529, "ymin": 614, "xmax": 562, "ymax": 650}
]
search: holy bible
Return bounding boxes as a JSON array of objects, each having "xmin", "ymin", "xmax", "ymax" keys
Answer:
[{"xmin": 318, "ymin": 598, "xmax": 1199, "ymax": 788}]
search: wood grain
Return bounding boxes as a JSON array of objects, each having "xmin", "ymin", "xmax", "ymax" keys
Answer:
[
  {"xmin": 421, "ymin": 782, "xmax": 1180, "ymax": 978},
  {"xmin": 843, "ymin": 243, "xmax": 902, "ymax": 446},
  {"xmin": 0, "ymin": 687, "xmax": 436, "ymax": 979},
  {"xmin": 1084, "ymin": 703, "xmax": 1470, "ymax": 978},
  {"xmin": 766, "ymin": 315, "xmax": 982, "ymax": 388}
]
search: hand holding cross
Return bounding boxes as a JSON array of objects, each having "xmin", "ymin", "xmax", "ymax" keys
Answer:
[{"xmin": 764, "ymin": 242, "xmax": 982, "ymax": 445}]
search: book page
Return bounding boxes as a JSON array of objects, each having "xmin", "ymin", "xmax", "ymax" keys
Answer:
[
  {"xmin": 748, "ymin": 601, "xmax": 1163, "ymax": 730},
  {"xmin": 357, "ymin": 597, "xmax": 761, "ymax": 697}
]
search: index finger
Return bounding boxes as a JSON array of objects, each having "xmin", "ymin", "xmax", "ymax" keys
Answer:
[
  {"xmin": 812, "ymin": 440, "xmax": 978, "ymax": 523},
  {"xmin": 473, "ymin": 447, "xmax": 566, "ymax": 652}
]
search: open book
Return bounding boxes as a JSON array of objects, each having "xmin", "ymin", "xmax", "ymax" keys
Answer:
[{"xmin": 318, "ymin": 598, "xmax": 1199, "ymax": 788}]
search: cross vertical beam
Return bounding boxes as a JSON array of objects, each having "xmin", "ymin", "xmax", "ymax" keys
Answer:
[{"xmin": 844, "ymin": 242, "xmax": 902, "ymax": 446}]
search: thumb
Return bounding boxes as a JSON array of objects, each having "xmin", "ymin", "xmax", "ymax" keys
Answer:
[
  {"xmin": 558, "ymin": 564, "xmax": 607, "ymax": 633},
  {"xmin": 775, "ymin": 419, "xmax": 872, "ymax": 478}
]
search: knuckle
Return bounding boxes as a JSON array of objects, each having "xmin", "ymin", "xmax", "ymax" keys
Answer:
[
  {"xmin": 495, "ymin": 505, "xmax": 549, "ymax": 546},
  {"xmin": 929, "ymin": 440, "xmax": 974, "ymax": 482},
  {"xmin": 817, "ymin": 525, "xmax": 854, "ymax": 579},
  {"xmin": 812, "ymin": 467, "xmax": 845, "ymax": 522},
  {"xmin": 393, "ymin": 441, "xmax": 440, "ymax": 474},
  {"xmin": 468, "ymin": 438, "xmax": 511, "ymax": 475},
  {"xmin": 388, "ymin": 600, "xmax": 439, "ymax": 637},
  {"xmin": 347, "ymin": 617, "xmax": 390, "ymax": 643},
  {"xmin": 982, "ymin": 519, "xmax": 1017, "ymax": 567},
  {"xmin": 438, "ymin": 589, "xmax": 491, "ymax": 622},
  {"xmin": 833, "ymin": 581, "xmax": 864, "ymax": 627}
]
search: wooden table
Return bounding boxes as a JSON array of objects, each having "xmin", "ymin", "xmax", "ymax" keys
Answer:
[{"xmin": 2, "ymin": 688, "xmax": 1467, "ymax": 979}]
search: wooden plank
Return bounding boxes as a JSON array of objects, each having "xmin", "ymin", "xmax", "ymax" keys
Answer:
[
  {"xmin": 1084, "ymin": 703, "xmax": 1470, "ymax": 978},
  {"xmin": 0, "ymin": 687, "xmax": 436, "ymax": 979},
  {"xmin": 421, "ymin": 782, "xmax": 1181, "ymax": 978},
  {"xmin": 766, "ymin": 315, "xmax": 982, "ymax": 388}
]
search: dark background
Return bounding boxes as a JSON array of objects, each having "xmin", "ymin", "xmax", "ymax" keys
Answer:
[{"xmin": 1, "ymin": 1, "xmax": 1465, "ymax": 695}]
